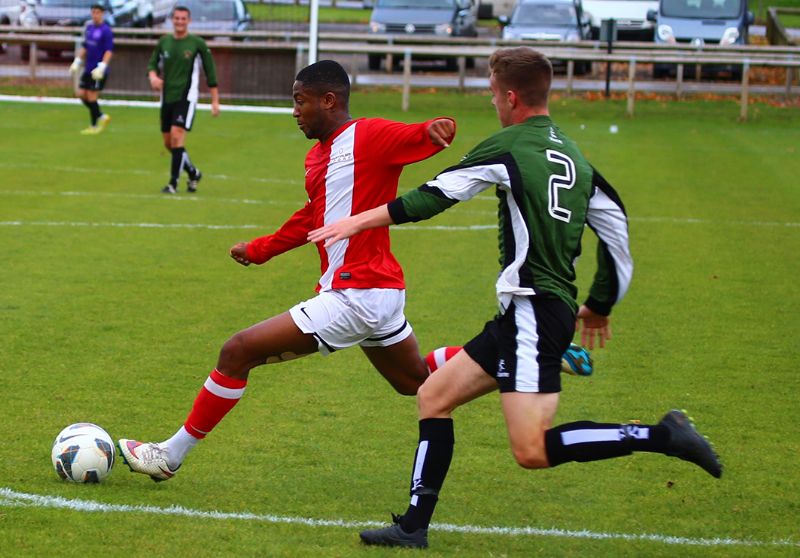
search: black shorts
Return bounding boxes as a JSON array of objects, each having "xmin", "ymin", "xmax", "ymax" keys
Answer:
[
  {"xmin": 79, "ymin": 70, "xmax": 106, "ymax": 91},
  {"xmin": 464, "ymin": 296, "xmax": 575, "ymax": 394},
  {"xmin": 160, "ymin": 100, "xmax": 196, "ymax": 133}
]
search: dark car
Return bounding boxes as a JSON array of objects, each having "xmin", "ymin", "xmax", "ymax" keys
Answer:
[
  {"xmin": 24, "ymin": 0, "xmax": 157, "ymax": 59},
  {"xmin": 500, "ymin": 0, "xmax": 589, "ymax": 42},
  {"xmin": 368, "ymin": 0, "xmax": 479, "ymax": 71},
  {"xmin": 500, "ymin": 0, "xmax": 591, "ymax": 73}
]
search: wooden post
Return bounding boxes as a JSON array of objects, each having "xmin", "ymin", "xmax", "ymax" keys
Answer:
[
  {"xmin": 401, "ymin": 49, "xmax": 411, "ymax": 112},
  {"xmin": 786, "ymin": 65, "xmax": 794, "ymax": 102},
  {"xmin": 29, "ymin": 42, "xmax": 37, "ymax": 80},
  {"xmin": 740, "ymin": 60, "xmax": 750, "ymax": 121},
  {"xmin": 386, "ymin": 37, "xmax": 393, "ymax": 73},
  {"xmin": 350, "ymin": 53, "xmax": 359, "ymax": 87},
  {"xmin": 676, "ymin": 63, "xmax": 684, "ymax": 100},
  {"xmin": 566, "ymin": 60, "xmax": 574, "ymax": 97},
  {"xmin": 457, "ymin": 56, "xmax": 465, "ymax": 92},
  {"xmin": 626, "ymin": 58, "xmax": 636, "ymax": 117},
  {"xmin": 295, "ymin": 43, "xmax": 305, "ymax": 77}
]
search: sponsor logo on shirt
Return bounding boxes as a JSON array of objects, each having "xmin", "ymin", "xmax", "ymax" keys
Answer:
[{"xmin": 329, "ymin": 147, "xmax": 353, "ymax": 165}]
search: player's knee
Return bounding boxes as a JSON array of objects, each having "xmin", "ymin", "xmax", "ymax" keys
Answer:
[
  {"xmin": 218, "ymin": 333, "xmax": 249, "ymax": 371},
  {"xmin": 393, "ymin": 382, "xmax": 419, "ymax": 396},
  {"xmin": 417, "ymin": 380, "xmax": 452, "ymax": 415}
]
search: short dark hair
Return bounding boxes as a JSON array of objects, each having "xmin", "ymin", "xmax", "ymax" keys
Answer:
[
  {"xmin": 295, "ymin": 60, "xmax": 350, "ymax": 105},
  {"xmin": 172, "ymin": 5, "xmax": 191, "ymax": 17},
  {"xmin": 489, "ymin": 47, "xmax": 552, "ymax": 108},
  {"xmin": 90, "ymin": 3, "xmax": 105, "ymax": 11}
]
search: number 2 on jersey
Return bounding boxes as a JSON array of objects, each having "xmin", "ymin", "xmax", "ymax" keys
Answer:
[{"xmin": 545, "ymin": 150, "xmax": 575, "ymax": 223}]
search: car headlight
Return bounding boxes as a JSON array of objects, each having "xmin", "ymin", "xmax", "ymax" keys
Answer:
[
  {"xmin": 657, "ymin": 24, "xmax": 675, "ymax": 43},
  {"xmin": 434, "ymin": 22, "xmax": 452, "ymax": 35},
  {"xmin": 565, "ymin": 31, "xmax": 580, "ymax": 42},
  {"xmin": 720, "ymin": 27, "xmax": 739, "ymax": 45},
  {"xmin": 502, "ymin": 29, "xmax": 516, "ymax": 40},
  {"xmin": 370, "ymin": 21, "xmax": 386, "ymax": 33}
]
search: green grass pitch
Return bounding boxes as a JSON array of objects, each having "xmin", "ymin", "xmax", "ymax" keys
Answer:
[{"xmin": 0, "ymin": 91, "xmax": 798, "ymax": 557}]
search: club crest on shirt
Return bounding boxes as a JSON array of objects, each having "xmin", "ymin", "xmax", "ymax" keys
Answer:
[{"xmin": 184, "ymin": 50, "xmax": 193, "ymax": 59}]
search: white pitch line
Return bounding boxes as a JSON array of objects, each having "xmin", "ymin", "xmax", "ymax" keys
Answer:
[
  {"xmin": 0, "ymin": 162, "xmax": 303, "ymax": 188},
  {"xmin": 0, "ymin": 94, "xmax": 294, "ymax": 114},
  {"xmin": 0, "ymin": 220, "xmax": 494, "ymax": 232},
  {"xmin": 0, "ymin": 220, "xmax": 264, "ymax": 231},
  {"xmin": 0, "ymin": 487, "xmax": 796, "ymax": 549}
]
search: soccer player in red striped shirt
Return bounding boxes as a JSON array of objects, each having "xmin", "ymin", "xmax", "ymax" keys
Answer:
[{"xmin": 118, "ymin": 60, "xmax": 456, "ymax": 481}]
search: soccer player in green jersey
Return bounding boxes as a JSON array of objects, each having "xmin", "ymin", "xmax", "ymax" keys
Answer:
[
  {"xmin": 147, "ymin": 5, "xmax": 220, "ymax": 194},
  {"xmin": 309, "ymin": 47, "xmax": 722, "ymax": 549}
]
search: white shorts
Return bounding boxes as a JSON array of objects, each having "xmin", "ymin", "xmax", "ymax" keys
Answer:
[{"xmin": 289, "ymin": 289, "xmax": 412, "ymax": 356}]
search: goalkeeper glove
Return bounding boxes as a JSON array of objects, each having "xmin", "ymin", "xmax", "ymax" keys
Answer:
[
  {"xmin": 69, "ymin": 57, "xmax": 83, "ymax": 75},
  {"xmin": 91, "ymin": 62, "xmax": 107, "ymax": 81}
]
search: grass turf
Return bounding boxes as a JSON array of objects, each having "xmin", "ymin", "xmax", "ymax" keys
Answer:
[{"xmin": 0, "ymin": 91, "xmax": 798, "ymax": 557}]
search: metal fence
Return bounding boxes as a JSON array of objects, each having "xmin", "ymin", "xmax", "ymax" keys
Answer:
[{"xmin": 1, "ymin": 25, "xmax": 799, "ymax": 119}]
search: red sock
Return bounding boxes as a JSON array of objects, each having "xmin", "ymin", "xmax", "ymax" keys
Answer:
[
  {"xmin": 183, "ymin": 369, "xmax": 247, "ymax": 439},
  {"xmin": 424, "ymin": 346, "xmax": 463, "ymax": 374}
]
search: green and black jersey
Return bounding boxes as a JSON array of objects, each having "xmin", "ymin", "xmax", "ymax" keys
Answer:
[
  {"xmin": 387, "ymin": 115, "xmax": 632, "ymax": 316},
  {"xmin": 147, "ymin": 34, "xmax": 218, "ymax": 104}
]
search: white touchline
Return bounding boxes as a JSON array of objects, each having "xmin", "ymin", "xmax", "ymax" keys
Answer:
[{"xmin": 0, "ymin": 488, "xmax": 796, "ymax": 548}]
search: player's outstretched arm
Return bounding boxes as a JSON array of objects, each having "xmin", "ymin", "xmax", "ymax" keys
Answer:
[
  {"xmin": 307, "ymin": 205, "xmax": 393, "ymax": 248},
  {"xmin": 575, "ymin": 304, "xmax": 611, "ymax": 350}
]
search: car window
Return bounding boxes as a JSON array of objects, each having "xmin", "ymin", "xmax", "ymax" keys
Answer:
[
  {"xmin": 514, "ymin": 3, "xmax": 577, "ymax": 24},
  {"xmin": 375, "ymin": 0, "xmax": 456, "ymax": 9},
  {"xmin": 40, "ymin": 0, "xmax": 97, "ymax": 6},
  {"xmin": 661, "ymin": 0, "xmax": 742, "ymax": 19},
  {"xmin": 180, "ymin": 0, "xmax": 237, "ymax": 20}
]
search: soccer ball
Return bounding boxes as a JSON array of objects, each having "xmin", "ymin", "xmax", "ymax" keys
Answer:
[{"xmin": 51, "ymin": 422, "xmax": 115, "ymax": 483}]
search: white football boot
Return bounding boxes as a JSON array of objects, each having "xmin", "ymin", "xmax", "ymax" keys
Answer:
[{"xmin": 118, "ymin": 439, "xmax": 179, "ymax": 482}]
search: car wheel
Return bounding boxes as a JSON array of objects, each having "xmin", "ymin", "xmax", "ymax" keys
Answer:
[
  {"xmin": 652, "ymin": 64, "xmax": 669, "ymax": 79},
  {"xmin": 368, "ymin": 54, "xmax": 381, "ymax": 71}
]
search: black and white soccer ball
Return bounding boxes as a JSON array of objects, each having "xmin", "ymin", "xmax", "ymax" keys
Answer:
[{"xmin": 51, "ymin": 422, "xmax": 115, "ymax": 483}]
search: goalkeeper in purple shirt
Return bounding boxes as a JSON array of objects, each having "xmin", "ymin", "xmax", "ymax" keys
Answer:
[{"xmin": 69, "ymin": 3, "xmax": 114, "ymax": 135}]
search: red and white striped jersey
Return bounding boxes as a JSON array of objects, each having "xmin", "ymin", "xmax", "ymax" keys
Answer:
[{"xmin": 245, "ymin": 117, "xmax": 455, "ymax": 292}]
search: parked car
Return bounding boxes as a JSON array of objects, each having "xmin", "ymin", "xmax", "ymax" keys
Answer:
[
  {"xmin": 368, "ymin": 0, "xmax": 479, "ymax": 71},
  {"xmin": 161, "ymin": 0, "xmax": 252, "ymax": 34},
  {"xmin": 647, "ymin": 0, "xmax": 753, "ymax": 78},
  {"xmin": 582, "ymin": 0, "xmax": 658, "ymax": 40},
  {"xmin": 500, "ymin": 0, "xmax": 591, "ymax": 72},
  {"xmin": 0, "ymin": 0, "xmax": 37, "ymax": 54},
  {"xmin": 500, "ymin": 0, "xmax": 589, "ymax": 41},
  {"xmin": 1, "ymin": 0, "xmax": 25, "ymax": 25}
]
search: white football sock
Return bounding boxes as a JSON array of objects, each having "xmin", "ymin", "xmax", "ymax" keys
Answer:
[{"xmin": 163, "ymin": 426, "xmax": 200, "ymax": 469}]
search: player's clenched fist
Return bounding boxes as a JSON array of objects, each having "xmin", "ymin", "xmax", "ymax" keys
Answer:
[{"xmin": 230, "ymin": 242, "xmax": 251, "ymax": 266}]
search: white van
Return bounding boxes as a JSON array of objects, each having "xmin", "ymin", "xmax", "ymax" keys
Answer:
[{"xmin": 582, "ymin": 0, "xmax": 658, "ymax": 39}]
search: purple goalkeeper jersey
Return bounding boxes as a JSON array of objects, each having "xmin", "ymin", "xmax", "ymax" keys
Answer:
[{"xmin": 83, "ymin": 22, "xmax": 114, "ymax": 70}]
